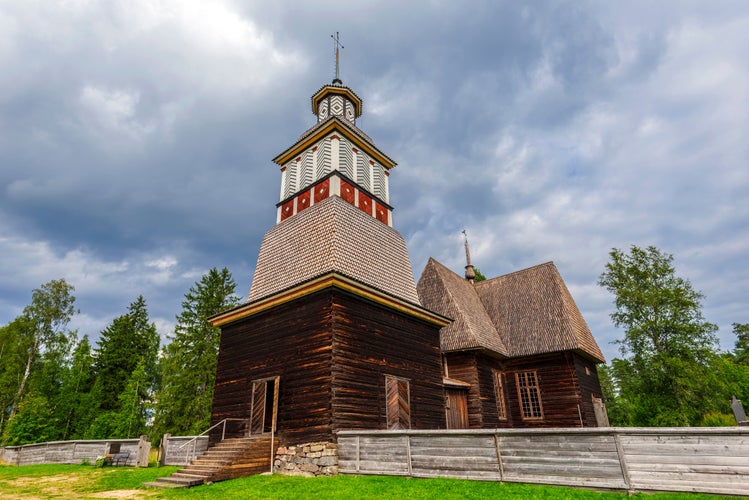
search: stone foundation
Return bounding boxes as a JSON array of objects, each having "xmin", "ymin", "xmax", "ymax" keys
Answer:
[{"xmin": 274, "ymin": 441, "xmax": 338, "ymax": 476}]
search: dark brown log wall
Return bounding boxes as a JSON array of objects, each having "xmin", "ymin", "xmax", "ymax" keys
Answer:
[
  {"xmin": 503, "ymin": 352, "xmax": 586, "ymax": 428},
  {"xmin": 444, "ymin": 352, "xmax": 507, "ymax": 429},
  {"xmin": 331, "ymin": 290, "xmax": 445, "ymax": 432},
  {"xmin": 444, "ymin": 352, "xmax": 481, "ymax": 428},
  {"xmin": 446, "ymin": 350, "xmax": 605, "ymax": 429},
  {"xmin": 573, "ymin": 353, "xmax": 605, "ymax": 426},
  {"xmin": 212, "ymin": 287, "xmax": 447, "ymax": 446},
  {"xmin": 211, "ymin": 291, "xmax": 334, "ymax": 446}
]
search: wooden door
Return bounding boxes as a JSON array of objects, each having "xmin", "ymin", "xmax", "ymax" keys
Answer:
[
  {"xmin": 249, "ymin": 376, "xmax": 280, "ymax": 435},
  {"xmin": 445, "ymin": 388, "xmax": 469, "ymax": 429}
]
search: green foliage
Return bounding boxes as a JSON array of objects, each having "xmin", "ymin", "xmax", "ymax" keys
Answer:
[
  {"xmin": 55, "ymin": 336, "xmax": 97, "ymax": 440},
  {"xmin": 700, "ymin": 411, "xmax": 736, "ymax": 427},
  {"xmin": 596, "ymin": 364, "xmax": 633, "ymax": 426},
  {"xmin": 154, "ymin": 268, "xmax": 240, "ymax": 438},
  {"xmin": 733, "ymin": 322, "xmax": 749, "ymax": 365},
  {"xmin": 473, "ymin": 267, "xmax": 487, "ymax": 282},
  {"xmin": 0, "ymin": 317, "xmax": 32, "ymax": 435},
  {"xmin": 7, "ymin": 279, "xmax": 77, "ymax": 425},
  {"xmin": 598, "ymin": 245, "xmax": 723, "ymax": 426},
  {"xmin": 2, "ymin": 393, "xmax": 56, "ymax": 445},
  {"xmin": 93, "ymin": 296, "xmax": 159, "ymax": 415}
]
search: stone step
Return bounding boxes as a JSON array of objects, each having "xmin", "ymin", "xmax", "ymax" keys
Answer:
[
  {"xmin": 143, "ymin": 481, "xmax": 188, "ymax": 489},
  {"xmin": 147, "ymin": 476, "xmax": 205, "ymax": 488}
]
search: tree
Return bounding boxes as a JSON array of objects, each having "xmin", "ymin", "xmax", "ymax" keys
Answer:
[
  {"xmin": 2, "ymin": 393, "xmax": 56, "ymax": 445},
  {"xmin": 55, "ymin": 336, "xmax": 97, "ymax": 439},
  {"xmin": 8, "ymin": 279, "xmax": 77, "ymax": 423},
  {"xmin": 154, "ymin": 268, "xmax": 240, "ymax": 437},
  {"xmin": 0, "ymin": 317, "xmax": 32, "ymax": 435},
  {"xmin": 733, "ymin": 323, "xmax": 749, "ymax": 365},
  {"xmin": 598, "ymin": 245, "xmax": 720, "ymax": 426},
  {"xmin": 90, "ymin": 296, "xmax": 159, "ymax": 435},
  {"xmin": 473, "ymin": 267, "xmax": 487, "ymax": 282}
]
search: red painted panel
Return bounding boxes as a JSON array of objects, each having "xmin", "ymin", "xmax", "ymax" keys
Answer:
[
  {"xmin": 375, "ymin": 201, "xmax": 388, "ymax": 224},
  {"xmin": 358, "ymin": 191, "xmax": 372, "ymax": 215},
  {"xmin": 314, "ymin": 178, "xmax": 330, "ymax": 203},
  {"xmin": 280, "ymin": 199, "xmax": 294, "ymax": 221},
  {"xmin": 297, "ymin": 189, "xmax": 311, "ymax": 213},
  {"xmin": 340, "ymin": 179, "xmax": 356, "ymax": 205}
]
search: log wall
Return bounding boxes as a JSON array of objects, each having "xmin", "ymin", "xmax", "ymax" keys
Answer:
[
  {"xmin": 445, "ymin": 351, "xmax": 605, "ymax": 429},
  {"xmin": 212, "ymin": 288, "xmax": 446, "ymax": 446},
  {"xmin": 338, "ymin": 427, "xmax": 749, "ymax": 496},
  {"xmin": 502, "ymin": 352, "xmax": 592, "ymax": 427},
  {"xmin": 0, "ymin": 437, "xmax": 149, "ymax": 466},
  {"xmin": 331, "ymin": 291, "xmax": 445, "ymax": 432},
  {"xmin": 212, "ymin": 291, "xmax": 334, "ymax": 446}
]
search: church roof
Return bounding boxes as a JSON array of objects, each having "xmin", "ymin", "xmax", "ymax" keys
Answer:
[
  {"xmin": 417, "ymin": 259, "xmax": 605, "ymax": 362},
  {"xmin": 249, "ymin": 195, "xmax": 420, "ymax": 305},
  {"xmin": 417, "ymin": 258, "xmax": 509, "ymax": 355}
]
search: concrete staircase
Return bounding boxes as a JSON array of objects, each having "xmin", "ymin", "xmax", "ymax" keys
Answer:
[{"xmin": 145, "ymin": 436, "xmax": 277, "ymax": 489}]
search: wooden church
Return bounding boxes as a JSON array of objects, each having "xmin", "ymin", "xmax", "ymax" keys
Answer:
[{"xmin": 202, "ymin": 66, "xmax": 608, "ymax": 477}]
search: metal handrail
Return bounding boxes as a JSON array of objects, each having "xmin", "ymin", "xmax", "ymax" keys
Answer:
[{"xmin": 176, "ymin": 418, "xmax": 248, "ymax": 464}]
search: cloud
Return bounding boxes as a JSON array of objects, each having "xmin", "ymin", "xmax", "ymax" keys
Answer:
[{"xmin": 0, "ymin": 1, "xmax": 747, "ymax": 364}]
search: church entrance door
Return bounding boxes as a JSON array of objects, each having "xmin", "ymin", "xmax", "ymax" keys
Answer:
[
  {"xmin": 445, "ymin": 388, "xmax": 469, "ymax": 429},
  {"xmin": 249, "ymin": 376, "xmax": 280, "ymax": 435}
]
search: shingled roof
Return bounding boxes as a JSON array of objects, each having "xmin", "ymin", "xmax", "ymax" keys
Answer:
[
  {"xmin": 249, "ymin": 195, "xmax": 421, "ymax": 304},
  {"xmin": 417, "ymin": 258, "xmax": 508, "ymax": 355},
  {"xmin": 417, "ymin": 259, "xmax": 605, "ymax": 363}
]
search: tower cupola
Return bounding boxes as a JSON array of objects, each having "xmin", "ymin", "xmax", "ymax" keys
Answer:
[{"xmin": 272, "ymin": 37, "xmax": 396, "ymax": 227}]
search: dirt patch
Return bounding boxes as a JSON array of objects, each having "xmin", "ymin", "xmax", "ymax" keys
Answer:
[{"xmin": 88, "ymin": 490, "xmax": 155, "ymax": 498}]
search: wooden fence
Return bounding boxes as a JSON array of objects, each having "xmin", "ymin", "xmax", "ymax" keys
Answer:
[
  {"xmin": 0, "ymin": 436, "xmax": 150, "ymax": 467},
  {"xmin": 159, "ymin": 434, "xmax": 209, "ymax": 465},
  {"xmin": 337, "ymin": 427, "xmax": 749, "ymax": 496}
]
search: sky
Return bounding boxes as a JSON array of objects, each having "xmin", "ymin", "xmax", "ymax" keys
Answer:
[{"xmin": 1, "ymin": 0, "xmax": 747, "ymax": 363}]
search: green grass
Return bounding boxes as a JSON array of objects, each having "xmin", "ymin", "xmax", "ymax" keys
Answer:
[{"xmin": 0, "ymin": 465, "xmax": 735, "ymax": 499}]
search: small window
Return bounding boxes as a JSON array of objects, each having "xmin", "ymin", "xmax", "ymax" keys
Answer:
[
  {"xmin": 385, "ymin": 375, "xmax": 411, "ymax": 430},
  {"xmin": 492, "ymin": 369, "xmax": 507, "ymax": 421},
  {"xmin": 516, "ymin": 371, "xmax": 543, "ymax": 420}
]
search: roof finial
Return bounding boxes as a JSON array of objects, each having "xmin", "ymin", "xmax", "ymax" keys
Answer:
[
  {"xmin": 462, "ymin": 229, "xmax": 476, "ymax": 284},
  {"xmin": 331, "ymin": 32, "xmax": 344, "ymax": 85}
]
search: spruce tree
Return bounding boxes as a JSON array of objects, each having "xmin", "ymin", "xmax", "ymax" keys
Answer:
[
  {"xmin": 89, "ymin": 296, "xmax": 159, "ymax": 437},
  {"xmin": 154, "ymin": 268, "xmax": 240, "ymax": 437}
]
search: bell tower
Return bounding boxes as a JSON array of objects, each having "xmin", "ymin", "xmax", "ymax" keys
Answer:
[
  {"xmin": 209, "ymin": 38, "xmax": 449, "ymax": 462},
  {"xmin": 273, "ymin": 39, "xmax": 394, "ymax": 227}
]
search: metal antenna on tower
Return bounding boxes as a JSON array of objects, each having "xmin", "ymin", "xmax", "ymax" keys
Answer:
[{"xmin": 331, "ymin": 32, "xmax": 344, "ymax": 84}]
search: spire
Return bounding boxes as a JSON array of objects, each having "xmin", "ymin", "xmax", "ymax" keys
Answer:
[
  {"xmin": 462, "ymin": 229, "xmax": 476, "ymax": 283},
  {"xmin": 331, "ymin": 32, "xmax": 344, "ymax": 85}
]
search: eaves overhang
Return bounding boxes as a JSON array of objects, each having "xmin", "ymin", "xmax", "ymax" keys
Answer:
[
  {"xmin": 272, "ymin": 117, "xmax": 396, "ymax": 170},
  {"xmin": 210, "ymin": 272, "xmax": 451, "ymax": 328}
]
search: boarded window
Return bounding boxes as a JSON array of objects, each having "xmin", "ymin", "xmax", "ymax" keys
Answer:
[
  {"xmin": 516, "ymin": 371, "xmax": 543, "ymax": 420},
  {"xmin": 492, "ymin": 369, "xmax": 507, "ymax": 421},
  {"xmin": 385, "ymin": 375, "xmax": 411, "ymax": 430}
]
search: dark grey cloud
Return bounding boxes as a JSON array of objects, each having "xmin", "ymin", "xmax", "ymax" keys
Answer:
[{"xmin": 0, "ymin": 0, "xmax": 747, "ymax": 360}]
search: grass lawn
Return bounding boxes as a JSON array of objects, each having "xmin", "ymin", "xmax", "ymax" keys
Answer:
[{"xmin": 0, "ymin": 464, "xmax": 735, "ymax": 499}]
